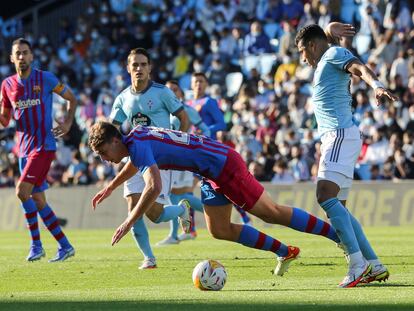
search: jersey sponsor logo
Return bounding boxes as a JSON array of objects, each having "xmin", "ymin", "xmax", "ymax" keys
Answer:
[
  {"xmin": 132, "ymin": 112, "xmax": 151, "ymax": 127},
  {"xmin": 32, "ymin": 85, "xmax": 41, "ymax": 94},
  {"xmin": 13, "ymin": 98, "xmax": 41, "ymax": 109}
]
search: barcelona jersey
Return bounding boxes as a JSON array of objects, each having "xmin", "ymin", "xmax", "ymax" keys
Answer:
[
  {"xmin": 124, "ymin": 126, "xmax": 230, "ymax": 180},
  {"xmin": 1, "ymin": 69, "xmax": 67, "ymax": 157}
]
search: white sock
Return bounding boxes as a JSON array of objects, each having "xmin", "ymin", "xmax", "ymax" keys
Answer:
[{"xmin": 348, "ymin": 251, "xmax": 365, "ymax": 267}]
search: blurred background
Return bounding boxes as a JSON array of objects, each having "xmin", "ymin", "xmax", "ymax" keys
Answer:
[{"xmin": 1, "ymin": 0, "xmax": 414, "ymax": 190}]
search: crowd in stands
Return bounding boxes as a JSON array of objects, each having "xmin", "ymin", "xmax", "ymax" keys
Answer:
[{"xmin": 1, "ymin": 0, "xmax": 414, "ymax": 188}]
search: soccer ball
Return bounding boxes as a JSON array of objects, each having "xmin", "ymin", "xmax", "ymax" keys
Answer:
[{"xmin": 192, "ymin": 259, "xmax": 227, "ymax": 291}]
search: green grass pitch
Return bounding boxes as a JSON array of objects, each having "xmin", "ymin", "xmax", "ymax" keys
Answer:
[{"xmin": 1, "ymin": 226, "xmax": 413, "ymax": 311}]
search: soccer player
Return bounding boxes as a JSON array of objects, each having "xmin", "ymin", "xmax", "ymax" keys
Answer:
[
  {"xmin": 89, "ymin": 122, "xmax": 343, "ymax": 277},
  {"xmin": 0, "ymin": 38, "xmax": 76, "ymax": 262},
  {"xmin": 183, "ymin": 72, "xmax": 251, "ymax": 240},
  {"xmin": 109, "ymin": 48, "xmax": 190, "ymax": 269},
  {"xmin": 295, "ymin": 23, "xmax": 396, "ymax": 287},
  {"xmin": 155, "ymin": 80, "xmax": 210, "ymax": 246}
]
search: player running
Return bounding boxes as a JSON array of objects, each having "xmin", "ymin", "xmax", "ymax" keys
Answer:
[
  {"xmin": 89, "ymin": 122, "xmax": 344, "ymax": 277},
  {"xmin": 109, "ymin": 48, "xmax": 190, "ymax": 269},
  {"xmin": 295, "ymin": 23, "xmax": 395, "ymax": 287}
]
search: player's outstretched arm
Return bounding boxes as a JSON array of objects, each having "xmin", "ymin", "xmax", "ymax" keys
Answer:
[
  {"xmin": 325, "ymin": 22, "xmax": 356, "ymax": 45},
  {"xmin": 111, "ymin": 164, "xmax": 161, "ymax": 245},
  {"xmin": 346, "ymin": 59, "xmax": 398, "ymax": 106}
]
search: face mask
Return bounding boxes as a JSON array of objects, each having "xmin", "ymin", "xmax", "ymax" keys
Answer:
[
  {"xmin": 258, "ymin": 86, "xmax": 266, "ymax": 94},
  {"xmin": 260, "ymin": 119, "xmax": 269, "ymax": 127},
  {"xmin": 87, "ymin": 7, "xmax": 95, "ymax": 15},
  {"xmin": 195, "ymin": 30, "xmax": 203, "ymax": 38},
  {"xmin": 251, "ymin": 31, "xmax": 260, "ymax": 37},
  {"xmin": 159, "ymin": 72, "xmax": 168, "ymax": 80},
  {"xmin": 211, "ymin": 45, "xmax": 219, "ymax": 53},
  {"xmin": 91, "ymin": 31, "xmax": 99, "ymax": 39},
  {"xmin": 40, "ymin": 55, "xmax": 48, "ymax": 63},
  {"xmin": 100, "ymin": 17, "xmax": 109, "ymax": 24},
  {"xmin": 75, "ymin": 34, "xmax": 83, "ymax": 42},
  {"xmin": 166, "ymin": 50, "xmax": 173, "ymax": 58},
  {"xmin": 221, "ymin": 104, "xmax": 229, "ymax": 111},
  {"xmin": 166, "ymin": 62, "xmax": 174, "ymax": 71},
  {"xmin": 410, "ymin": 113, "xmax": 414, "ymax": 120},
  {"xmin": 240, "ymin": 135, "xmax": 248, "ymax": 143},
  {"xmin": 141, "ymin": 15, "xmax": 149, "ymax": 23},
  {"xmin": 39, "ymin": 37, "xmax": 48, "ymax": 45},
  {"xmin": 194, "ymin": 64, "xmax": 204, "ymax": 72},
  {"xmin": 363, "ymin": 118, "xmax": 373, "ymax": 126},
  {"xmin": 195, "ymin": 48, "xmax": 204, "ymax": 56},
  {"xmin": 384, "ymin": 118, "xmax": 393, "ymax": 126}
]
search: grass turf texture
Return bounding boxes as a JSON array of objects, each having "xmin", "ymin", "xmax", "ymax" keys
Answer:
[{"xmin": 0, "ymin": 226, "xmax": 413, "ymax": 311}]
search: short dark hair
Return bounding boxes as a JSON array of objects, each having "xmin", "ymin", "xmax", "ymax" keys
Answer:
[
  {"xmin": 88, "ymin": 121, "xmax": 122, "ymax": 151},
  {"xmin": 128, "ymin": 47, "xmax": 151, "ymax": 64},
  {"xmin": 11, "ymin": 38, "xmax": 32, "ymax": 52},
  {"xmin": 295, "ymin": 24, "xmax": 327, "ymax": 47},
  {"xmin": 192, "ymin": 72, "xmax": 208, "ymax": 81},
  {"xmin": 166, "ymin": 79, "xmax": 179, "ymax": 86}
]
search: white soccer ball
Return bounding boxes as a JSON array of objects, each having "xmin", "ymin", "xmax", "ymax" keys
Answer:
[{"xmin": 192, "ymin": 259, "xmax": 227, "ymax": 291}]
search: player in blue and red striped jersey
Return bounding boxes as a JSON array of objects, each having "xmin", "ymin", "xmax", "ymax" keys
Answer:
[
  {"xmin": 0, "ymin": 38, "xmax": 77, "ymax": 262},
  {"xmin": 89, "ymin": 122, "xmax": 343, "ymax": 277},
  {"xmin": 182, "ymin": 72, "xmax": 252, "ymax": 241}
]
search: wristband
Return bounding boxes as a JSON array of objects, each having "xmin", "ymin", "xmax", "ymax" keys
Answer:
[{"xmin": 371, "ymin": 80, "xmax": 385, "ymax": 90}]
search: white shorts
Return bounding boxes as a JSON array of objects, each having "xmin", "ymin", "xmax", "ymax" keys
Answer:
[
  {"xmin": 171, "ymin": 170, "xmax": 194, "ymax": 188},
  {"xmin": 317, "ymin": 126, "xmax": 362, "ymax": 199},
  {"xmin": 124, "ymin": 169, "xmax": 172, "ymax": 205}
]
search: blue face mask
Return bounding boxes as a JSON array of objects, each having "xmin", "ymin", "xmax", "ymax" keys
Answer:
[{"xmin": 384, "ymin": 118, "xmax": 393, "ymax": 126}]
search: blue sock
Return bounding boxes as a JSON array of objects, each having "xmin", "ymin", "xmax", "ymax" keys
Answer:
[
  {"xmin": 131, "ymin": 217, "xmax": 154, "ymax": 259},
  {"xmin": 183, "ymin": 193, "xmax": 204, "ymax": 212},
  {"xmin": 38, "ymin": 205, "xmax": 71, "ymax": 249},
  {"xmin": 155, "ymin": 204, "xmax": 185, "ymax": 223},
  {"xmin": 290, "ymin": 207, "xmax": 340, "ymax": 243},
  {"xmin": 320, "ymin": 198, "xmax": 360, "ymax": 254},
  {"xmin": 234, "ymin": 205, "xmax": 251, "ymax": 224},
  {"xmin": 348, "ymin": 212, "xmax": 377, "ymax": 260},
  {"xmin": 21, "ymin": 199, "xmax": 42, "ymax": 247},
  {"xmin": 237, "ymin": 225, "xmax": 288, "ymax": 257}
]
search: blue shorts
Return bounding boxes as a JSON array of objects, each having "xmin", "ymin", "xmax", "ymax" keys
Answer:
[{"xmin": 200, "ymin": 179, "xmax": 231, "ymax": 206}]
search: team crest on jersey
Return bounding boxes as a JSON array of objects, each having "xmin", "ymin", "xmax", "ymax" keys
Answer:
[
  {"xmin": 147, "ymin": 100, "xmax": 153, "ymax": 110},
  {"xmin": 132, "ymin": 112, "xmax": 151, "ymax": 127},
  {"xmin": 32, "ymin": 85, "xmax": 41, "ymax": 94}
]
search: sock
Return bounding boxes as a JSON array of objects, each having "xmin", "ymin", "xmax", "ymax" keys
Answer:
[
  {"xmin": 131, "ymin": 217, "xmax": 154, "ymax": 259},
  {"xmin": 320, "ymin": 198, "xmax": 360, "ymax": 254},
  {"xmin": 21, "ymin": 199, "xmax": 42, "ymax": 247},
  {"xmin": 348, "ymin": 212, "xmax": 378, "ymax": 260},
  {"xmin": 237, "ymin": 224, "xmax": 288, "ymax": 257},
  {"xmin": 234, "ymin": 205, "xmax": 251, "ymax": 224},
  {"xmin": 348, "ymin": 250, "xmax": 366, "ymax": 267},
  {"xmin": 290, "ymin": 207, "xmax": 340, "ymax": 243},
  {"xmin": 154, "ymin": 204, "xmax": 185, "ymax": 223},
  {"xmin": 38, "ymin": 205, "xmax": 71, "ymax": 249}
]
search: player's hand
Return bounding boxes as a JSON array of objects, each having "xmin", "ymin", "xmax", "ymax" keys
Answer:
[
  {"xmin": 375, "ymin": 88, "xmax": 398, "ymax": 106},
  {"xmin": 92, "ymin": 186, "xmax": 113, "ymax": 210},
  {"xmin": 111, "ymin": 219, "xmax": 133, "ymax": 245},
  {"xmin": 52, "ymin": 119, "xmax": 72, "ymax": 137},
  {"xmin": 326, "ymin": 22, "xmax": 355, "ymax": 44}
]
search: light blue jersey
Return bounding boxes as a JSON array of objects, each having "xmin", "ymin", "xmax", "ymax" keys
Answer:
[
  {"xmin": 171, "ymin": 103, "xmax": 211, "ymax": 136},
  {"xmin": 110, "ymin": 81, "xmax": 183, "ymax": 128},
  {"xmin": 312, "ymin": 46, "xmax": 358, "ymax": 135}
]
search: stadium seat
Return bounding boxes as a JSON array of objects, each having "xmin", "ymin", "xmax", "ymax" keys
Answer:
[
  {"xmin": 263, "ymin": 23, "xmax": 282, "ymax": 39},
  {"xmin": 225, "ymin": 72, "xmax": 244, "ymax": 97},
  {"xmin": 242, "ymin": 55, "xmax": 260, "ymax": 75},
  {"xmin": 259, "ymin": 54, "xmax": 277, "ymax": 76}
]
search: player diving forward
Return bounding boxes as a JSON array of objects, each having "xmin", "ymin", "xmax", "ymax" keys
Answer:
[{"xmin": 90, "ymin": 122, "xmax": 344, "ymax": 277}]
